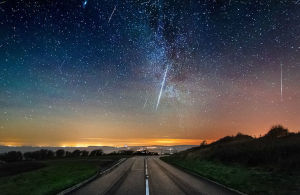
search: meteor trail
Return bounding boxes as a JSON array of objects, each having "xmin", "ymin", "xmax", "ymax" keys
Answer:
[
  {"xmin": 155, "ymin": 64, "xmax": 169, "ymax": 111},
  {"xmin": 143, "ymin": 97, "xmax": 148, "ymax": 109},
  {"xmin": 82, "ymin": 0, "xmax": 88, "ymax": 8},
  {"xmin": 281, "ymin": 63, "xmax": 283, "ymax": 101},
  {"xmin": 58, "ymin": 59, "xmax": 65, "ymax": 74},
  {"xmin": 108, "ymin": 5, "xmax": 117, "ymax": 23}
]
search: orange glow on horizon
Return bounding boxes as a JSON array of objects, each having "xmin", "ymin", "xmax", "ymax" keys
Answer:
[
  {"xmin": 56, "ymin": 138, "xmax": 211, "ymax": 147},
  {"xmin": 0, "ymin": 138, "xmax": 215, "ymax": 147},
  {"xmin": 1, "ymin": 125, "xmax": 298, "ymax": 148}
]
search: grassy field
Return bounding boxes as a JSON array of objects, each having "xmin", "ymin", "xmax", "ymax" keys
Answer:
[
  {"xmin": 0, "ymin": 156, "xmax": 122, "ymax": 195},
  {"xmin": 162, "ymin": 156, "xmax": 300, "ymax": 194}
]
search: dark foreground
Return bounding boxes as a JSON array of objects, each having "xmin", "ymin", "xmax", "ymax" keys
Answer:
[
  {"xmin": 0, "ymin": 157, "xmax": 121, "ymax": 195},
  {"xmin": 72, "ymin": 156, "xmax": 237, "ymax": 195}
]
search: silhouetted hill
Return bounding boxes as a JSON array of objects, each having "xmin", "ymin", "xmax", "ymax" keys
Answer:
[{"xmin": 173, "ymin": 125, "xmax": 300, "ymax": 171}]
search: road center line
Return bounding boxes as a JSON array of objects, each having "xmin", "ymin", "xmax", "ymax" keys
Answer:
[{"xmin": 145, "ymin": 158, "xmax": 150, "ymax": 195}]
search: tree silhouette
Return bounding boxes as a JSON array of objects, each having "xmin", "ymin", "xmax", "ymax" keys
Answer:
[
  {"xmin": 71, "ymin": 150, "xmax": 81, "ymax": 157},
  {"xmin": 65, "ymin": 151, "xmax": 72, "ymax": 157},
  {"xmin": 0, "ymin": 151, "xmax": 22, "ymax": 162},
  {"xmin": 81, "ymin": 150, "xmax": 89, "ymax": 157},
  {"xmin": 56, "ymin": 149, "xmax": 65, "ymax": 158},
  {"xmin": 89, "ymin": 149, "xmax": 103, "ymax": 157},
  {"xmin": 264, "ymin": 125, "xmax": 289, "ymax": 138}
]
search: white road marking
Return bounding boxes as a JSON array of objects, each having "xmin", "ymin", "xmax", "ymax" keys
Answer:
[{"xmin": 145, "ymin": 158, "xmax": 150, "ymax": 195}]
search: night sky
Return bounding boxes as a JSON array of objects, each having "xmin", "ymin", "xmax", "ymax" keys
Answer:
[{"xmin": 0, "ymin": 0, "xmax": 299, "ymax": 146}]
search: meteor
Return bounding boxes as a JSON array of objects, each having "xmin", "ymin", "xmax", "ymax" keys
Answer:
[
  {"xmin": 281, "ymin": 63, "xmax": 283, "ymax": 101},
  {"xmin": 108, "ymin": 5, "xmax": 117, "ymax": 23},
  {"xmin": 82, "ymin": 0, "xmax": 88, "ymax": 8},
  {"xmin": 143, "ymin": 97, "xmax": 148, "ymax": 109},
  {"xmin": 155, "ymin": 64, "xmax": 169, "ymax": 111}
]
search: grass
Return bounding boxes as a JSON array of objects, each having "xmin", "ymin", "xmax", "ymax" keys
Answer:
[
  {"xmin": 0, "ymin": 161, "xmax": 46, "ymax": 177},
  {"xmin": 161, "ymin": 156, "xmax": 300, "ymax": 195},
  {"xmin": 0, "ymin": 156, "xmax": 122, "ymax": 195}
]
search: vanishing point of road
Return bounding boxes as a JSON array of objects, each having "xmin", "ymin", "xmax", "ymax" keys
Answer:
[{"xmin": 71, "ymin": 156, "xmax": 239, "ymax": 195}]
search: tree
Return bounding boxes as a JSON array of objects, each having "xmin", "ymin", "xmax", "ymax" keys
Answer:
[
  {"xmin": 56, "ymin": 149, "xmax": 65, "ymax": 158},
  {"xmin": 37, "ymin": 149, "xmax": 54, "ymax": 159},
  {"xmin": 264, "ymin": 125, "xmax": 289, "ymax": 138},
  {"xmin": 200, "ymin": 140, "xmax": 207, "ymax": 147},
  {"xmin": 24, "ymin": 152, "xmax": 34, "ymax": 160},
  {"xmin": 71, "ymin": 150, "xmax": 81, "ymax": 157},
  {"xmin": 0, "ymin": 151, "xmax": 22, "ymax": 162},
  {"xmin": 118, "ymin": 150, "xmax": 134, "ymax": 155},
  {"xmin": 81, "ymin": 150, "xmax": 89, "ymax": 157},
  {"xmin": 89, "ymin": 149, "xmax": 103, "ymax": 157},
  {"xmin": 108, "ymin": 151, "xmax": 117, "ymax": 155},
  {"xmin": 65, "ymin": 151, "xmax": 72, "ymax": 157},
  {"xmin": 47, "ymin": 150, "xmax": 54, "ymax": 159}
]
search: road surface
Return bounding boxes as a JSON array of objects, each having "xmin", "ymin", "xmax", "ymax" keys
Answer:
[{"xmin": 72, "ymin": 156, "xmax": 239, "ymax": 195}]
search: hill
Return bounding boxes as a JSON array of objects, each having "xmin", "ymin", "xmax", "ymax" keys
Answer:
[{"xmin": 162, "ymin": 125, "xmax": 300, "ymax": 194}]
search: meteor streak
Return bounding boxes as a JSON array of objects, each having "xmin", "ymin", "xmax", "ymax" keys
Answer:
[
  {"xmin": 108, "ymin": 5, "xmax": 117, "ymax": 23},
  {"xmin": 155, "ymin": 64, "xmax": 169, "ymax": 111},
  {"xmin": 143, "ymin": 97, "xmax": 148, "ymax": 109},
  {"xmin": 281, "ymin": 63, "xmax": 283, "ymax": 101},
  {"xmin": 82, "ymin": 0, "xmax": 88, "ymax": 8}
]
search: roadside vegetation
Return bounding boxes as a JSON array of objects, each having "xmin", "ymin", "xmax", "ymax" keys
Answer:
[
  {"xmin": 0, "ymin": 148, "xmax": 156, "ymax": 195},
  {"xmin": 0, "ymin": 158, "xmax": 115, "ymax": 195},
  {"xmin": 162, "ymin": 125, "xmax": 300, "ymax": 194}
]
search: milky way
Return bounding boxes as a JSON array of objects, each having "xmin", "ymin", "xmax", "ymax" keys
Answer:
[{"xmin": 0, "ymin": 0, "xmax": 299, "ymax": 146}]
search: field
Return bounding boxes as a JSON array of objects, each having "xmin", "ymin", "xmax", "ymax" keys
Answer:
[{"xmin": 0, "ymin": 156, "xmax": 122, "ymax": 195}]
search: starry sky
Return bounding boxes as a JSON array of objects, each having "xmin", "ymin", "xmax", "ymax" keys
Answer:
[{"xmin": 0, "ymin": 0, "xmax": 299, "ymax": 146}]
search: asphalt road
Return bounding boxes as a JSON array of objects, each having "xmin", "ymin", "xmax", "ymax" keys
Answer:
[{"xmin": 71, "ymin": 156, "xmax": 239, "ymax": 195}]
